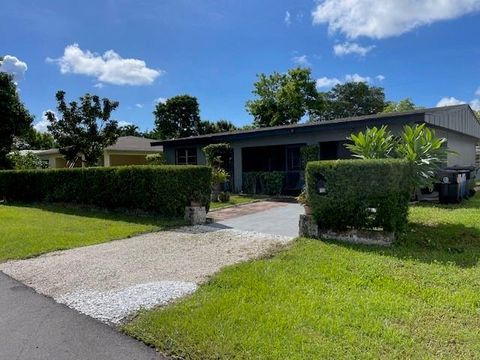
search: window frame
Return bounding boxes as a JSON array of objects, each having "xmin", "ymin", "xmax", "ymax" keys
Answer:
[{"xmin": 176, "ymin": 147, "xmax": 198, "ymax": 165}]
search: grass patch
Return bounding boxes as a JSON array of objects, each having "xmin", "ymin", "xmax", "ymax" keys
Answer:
[
  {"xmin": 124, "ymin": 195, "xmax": 480, "ymax": 359},
  {"xmin": 209, "ymin": 195, "xmax": 263, "ymax": 210},
  {"xmin": 0, "ymin": 203, "xmax": 184, "ymax": 262}
]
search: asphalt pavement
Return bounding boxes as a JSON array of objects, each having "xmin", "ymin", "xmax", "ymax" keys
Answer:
[{"xmin": 0, "ymin": 272, "xmax": 164, "ymax": 360}]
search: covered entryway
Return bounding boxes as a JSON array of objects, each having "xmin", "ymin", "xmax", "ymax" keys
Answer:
[{"xmin": 241, "ymin": 144, "xmax": 305, "ymax": 194}]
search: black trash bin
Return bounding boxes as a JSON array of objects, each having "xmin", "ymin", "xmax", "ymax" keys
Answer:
[
  {"xmin": 437, "ymin": 170, "xmax": 462, "ymax": 204},
  {"xmin": 446, "ymin": 166, "xmax": 477, "ymax": 198}
]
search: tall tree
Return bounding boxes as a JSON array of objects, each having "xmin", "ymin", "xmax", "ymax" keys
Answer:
[
  {"xmin": 0, "ymin": 72, "xmax": 33, "ymax": 168},
  {"xmin": 198, "ymin": 119, "xmax": 237, "ymax": 135},
  {"xmin": 19, "ymin": 128, "xmax": 56, "ymax": 150},
  {"xmin": 118, "ymin": 124, "xmax": 142, "ymax": 137},
  {"xmin": 319, "ymin": 82, "xmax": 386, "ymax": 120},
  {"xmin": 383, "ymin": 98, "xmax": 419, "ymax": 113},
  {"xmin": 246, "ymin": 68, "xmax": 324, "ymax": 127},
  {"xmin": 46, "ymin": 91, "xmax": 120, "ymax": 166},
  {"xmin": 153, "ymin": 95, "xmax": 201, "ymax": 139}
]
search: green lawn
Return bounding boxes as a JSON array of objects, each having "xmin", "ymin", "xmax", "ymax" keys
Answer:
[
  {"xmin": 124, "ymin": 194, "xmax": 480, "ymax": 359},
  {"xmin": 0, "ymin": 204, "xmax": 184, "ymax": 262},
  {"xmin": 209, "ymin": 195, "xmax": 263, "ymax": 210}
]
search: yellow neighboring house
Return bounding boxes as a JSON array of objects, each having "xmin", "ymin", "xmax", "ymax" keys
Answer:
[{"xmin": 34, "ymin": 136, "xmax": 161, "ymax": 168}]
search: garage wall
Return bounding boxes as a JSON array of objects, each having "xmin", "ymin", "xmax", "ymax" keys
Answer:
[
  {"xmin": 109, "ymin": 154, "xmax": 148, "ymax": 166},
  {"xmin": 437, "ymin": 131, "xmax": 478, "ymax": 167}
]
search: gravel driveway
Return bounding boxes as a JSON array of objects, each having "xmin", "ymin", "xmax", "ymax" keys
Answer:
[{"xmin": 1, "ymin": 225, "xmax": 290, "ymax": 325}]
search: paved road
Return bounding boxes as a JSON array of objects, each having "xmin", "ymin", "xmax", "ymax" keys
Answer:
[
  {"xmin": 0, "ymin": 272, "xmax": 163, "ymax": 360},
  {"xmin": 216, "ymin": 202, "xmax": 303, "ymax": 237}
]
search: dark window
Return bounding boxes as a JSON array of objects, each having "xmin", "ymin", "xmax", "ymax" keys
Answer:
[
  {"xmin": 176, "ymin": 148, "xmax": 197, "ymax": 165},
  {"xmin": 242, "ymin": 146, "xmax": 286, "ymax": 172},
  {"xmin": 319, "ymin": 141, "xmax": 339, "ymax": 160}
]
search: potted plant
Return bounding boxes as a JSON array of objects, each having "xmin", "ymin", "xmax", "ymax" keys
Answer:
[
  {"xmin": 296, "ymin": 187, "xmax": 312, "ymax": 215},
  {"xmin": 190, "ymin": 190, "xmax": 204, "ymax": 207},
  {"xmin": 211, "ymin": 168, "xmax": 229, "ymax": 202}
]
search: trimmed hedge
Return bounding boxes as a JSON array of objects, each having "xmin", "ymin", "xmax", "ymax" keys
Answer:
[
  {"xmin": 306, "ymin": 159, "xmax": 412, "ymax": 233},
  {"xmin": 243, "ymin": 171, "xmax": 284, "ymax": 195},
  {"xmin": 0, "ymin": 165, "xmax": 212, "ymax": 216}
]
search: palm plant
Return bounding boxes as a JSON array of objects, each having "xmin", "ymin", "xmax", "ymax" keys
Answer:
[
  {"xmin": 345, "ymin": 126, "xmax": 396, "ymax": 159},
  {"xmin": 396, "ymin": 124, "xmax": 448, "ymax": 190},
  {"xmin": 346, "ymin": 124, "xmax": 450, "ymax": 192}
]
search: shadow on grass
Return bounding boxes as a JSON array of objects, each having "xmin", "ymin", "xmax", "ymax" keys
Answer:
[
  {"xmin": 2, "ymin": 202, "xmax": 186, "ymax": 228},
  {"xmin": 323, "ymin": 222, "xmax": 480, "ymax": 268}
]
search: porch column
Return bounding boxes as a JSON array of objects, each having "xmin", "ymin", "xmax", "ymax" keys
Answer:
[
  {"xmin": 233, "ymin": 146, "xmax": 243, "ymax": 193},
  {"xmin": 103, "ymin": 151, "xmax": 110, "ymax": 167}
]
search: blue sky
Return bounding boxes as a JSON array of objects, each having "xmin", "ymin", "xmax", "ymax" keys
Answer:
[{"xmin": 2, "ymin": 0, "xmax": 480, "ymax": 132}]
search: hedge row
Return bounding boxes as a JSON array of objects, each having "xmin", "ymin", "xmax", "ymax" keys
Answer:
[
  {"xmin": 0, "ymin": 165, "xmax": 212, "ymax": 216},
  {"xmin": 306, "ymin": 159, "xmax": 412, "ymax": 233}
]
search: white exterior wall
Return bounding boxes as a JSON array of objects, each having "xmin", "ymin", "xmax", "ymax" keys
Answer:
[{"xmin": 437, "ymin": 130, "xmax": 477, "ymax": 167}]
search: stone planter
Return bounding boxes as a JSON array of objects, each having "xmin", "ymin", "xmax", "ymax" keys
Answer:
[
  {"xmin": 185, "ymin": 206, "xmax": 207, "ymax": 225},
  {"xmin": 299, "ymin": 214, "xmax": 394, "ymax": 246}
]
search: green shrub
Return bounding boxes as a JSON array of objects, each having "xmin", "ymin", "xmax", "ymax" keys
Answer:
[
  {"xmin": 300, "ymin": 144, "xmax": 320, "ymax": 169},
  {"xmin": 0, "ymin": 165, "xmax": 211, "ymax": 216},
  {"xmin": 306, "ymin": 159, "xmax": 412, "ymax": 233},
  {"xmin": 242, "ymin": 172, "xmax": 285, "ymax": 195},
  {"xmin": 146, "ymin": 153, "xmax": 167, "ymax": 165},
  {"xmin": 202, "ymin": 143, "xmax": 231, "ymax": 168},
  {"xmin": 7, "ymin": 151, "xmax": 48, "ymax": 170},
  {"xmin": 345, "ymin": 124, "xmax": 448, "ymax": 192}
]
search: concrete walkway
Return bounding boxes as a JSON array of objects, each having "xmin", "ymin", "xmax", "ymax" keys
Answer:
[
  {"xmin": 0, "ymin": 272, "xmax": 163, "ymax": 360},
  {"xmin": 213, "ymin": 201, "xmax": 304, "ymax": 238}
]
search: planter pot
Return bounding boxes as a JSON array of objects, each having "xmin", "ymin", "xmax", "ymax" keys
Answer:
[{"xmin": 304, "ymin": 205, "xmax": 313, "ymax": 215}]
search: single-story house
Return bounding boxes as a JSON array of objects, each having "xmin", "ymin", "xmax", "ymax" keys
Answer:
[
  {"xmin": 35, "ymin": 136, "xmax": 161, "ymax": 168},
  {"xmin": 152, "ymin": 105, "xmax": 480, "ymax": 193}
]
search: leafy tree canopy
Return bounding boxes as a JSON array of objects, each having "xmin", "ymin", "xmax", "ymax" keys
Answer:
[
  {"xmin": 118, "ymin": 124, "xmax": 142, "ymax": 137},
  {"xmin": 198, "ymin": 119, "xmax": 237, "ymax": 135},
  {"xmin": 153, "ymin": 95, "xmax": 201, "ymax": 139},
  {"xmin": 319, "ymin": 82, "xmax": 386, "ymax": 121},
  {"xmin": 0, "ymin": 72, "xmax": 33, "ymax": 168},
  {"xmin": 246, "ymin": 68, "xmax": 323, "ymax": 127},
  {"xmin": 46, "ymin": 91, "xmax": 120, "ymax": 167},
  {"xmin": 383, "ymin": 98, "xmax": 420, "ymax": 113},
  {"xmin": 16, "ymin": 128, "xmax": 56, "ymax": 150}
]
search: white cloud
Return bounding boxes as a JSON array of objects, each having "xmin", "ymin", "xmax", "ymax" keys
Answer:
[
  {"xmin": 316, "ymin": 77, "xmax": 342, "ymax": 89},
  {"xmin": 135, "ymin": 103, "xmax": 143, "ymax": 109},
  {"xmin": 0, "ymin": 55, "xmax": 28, "ymax": 81},
  {"xmin": 292, "ymin": 55, "xmax": 311, "ymax": 67},
  {"xmin": 93, "ymin": 83, "xmax": 104, "ymax": 89},
  {"xmin": 475, "ymin": 87, "xmax": 480, "ymax": 97},
  {"xmin": 333, "ymin": 42, "xmax": 375, "ymax": 56},
  {"xmin": 47, "ymin": 44, "xmax": 163, "ymax": 86},
  {"xmin": 436, "ymin": 97, "xmax": 466, "ymax": 107},
  {"xmin": 470, "ymin": 99, "xmax": 480, "ymax": 111},
  {"xmin": 34, "ymin": 110, "xmax": 55, "ymax": 133},
  {"xmin": 316, "ymin": 73, "xmax": 380, "ymax": 89},
  {"xmin": 345, "ymin": 73, "xmax": 371, "ymax": 83},
  {"xmin": 436, "ymin": 93, "xmax": 480, "ymax": 111},
  {"xmin": 312, "ymin": 0, "xmax": 480, "ymax": 39},
  {"xmin": 153, "ymin": 97, "xmax": 168, "ymax": 104},
  {"xmin": 118, "ymin": 120, "xmax": 133, "ymax": 127},
  {"xmin": 285, "ymin": 11, "xmax": 291, "ymax": 26}
]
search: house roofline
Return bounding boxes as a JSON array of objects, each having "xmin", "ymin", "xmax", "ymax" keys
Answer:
[{"xmin": 151, "ymin": 105, "xmax": 471, "ymax": 147}]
